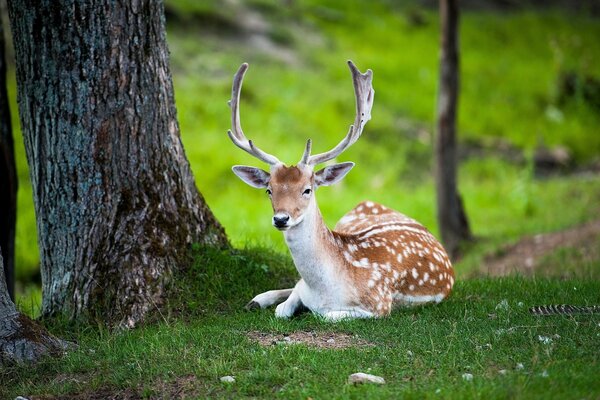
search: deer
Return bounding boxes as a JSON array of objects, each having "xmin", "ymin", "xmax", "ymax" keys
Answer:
[{"xmin": 228, "ymin": 61, "xmax": 455, "ymax": 321}]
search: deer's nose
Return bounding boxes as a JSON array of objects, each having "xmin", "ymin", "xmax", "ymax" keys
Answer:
[{"xmin": 273, "ymin": 214, "xmax": 290, "ymax": 228}]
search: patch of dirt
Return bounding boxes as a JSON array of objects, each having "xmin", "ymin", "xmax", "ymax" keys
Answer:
[
  {"xmin": 30, "ymin": 388, "xmax": 141, "ymax": 400},
  {"xmin": 247, "ymin": 330, "xmax": 374, "ymax": 349},
  {"xmin": 29, "ymin": 375, "xmax": 205, "ymax": 400},
  {"xmin": 482, "ymin": 219, "xmax": 600, "ymax": 277},
  {"xmin": 149, "ymin": 375, "xmax": 204, "ymax": 399}
]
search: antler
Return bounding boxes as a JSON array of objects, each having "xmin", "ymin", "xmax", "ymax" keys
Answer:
[
  {"xmin": 301, "ymin": 60, "xmax": 374, "ymax": 166},
  {"xmin": 228, "ymin": 63, "xmax": 281, "ymax": 166}
]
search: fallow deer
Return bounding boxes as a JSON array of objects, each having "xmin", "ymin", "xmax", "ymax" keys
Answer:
[{"xmin": 228, "ymin": 61, "xmax": 454, "ymax": 321}]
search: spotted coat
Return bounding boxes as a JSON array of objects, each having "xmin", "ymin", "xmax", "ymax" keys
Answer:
[{"xmin": 329, "ymin": 200, "xmax": 454, "ymax": 316}]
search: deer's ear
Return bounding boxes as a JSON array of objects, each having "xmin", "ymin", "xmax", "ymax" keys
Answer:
[
  {"xmin": 314, "ymin": 162, "xmax": 354, "ymax": 187},
  {"xmin": 232, "ymin": 166, "xmax": 270, "ymax": 188}
]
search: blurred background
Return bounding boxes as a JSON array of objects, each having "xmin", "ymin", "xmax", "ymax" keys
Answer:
[{"xmin": 6, "ymin": 0, "xmax": 600, "ymax": 313}]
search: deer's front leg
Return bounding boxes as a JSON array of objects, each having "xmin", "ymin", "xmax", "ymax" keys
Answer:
[
  {"xmin": 322, "ymin": 309, "xmax": 375, "ymax": 321},
  {"xmin": 245, "ymin": 288, "xmax": 293, "ymax": 310},
  {"xmin": 275, "ymin": 285, "xmax": 303, "ymax": 319}
]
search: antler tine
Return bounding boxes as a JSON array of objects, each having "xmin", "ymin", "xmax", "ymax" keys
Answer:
[
  {"xmin": 299, "ymin": 139, "xmax": 312, "ymax": 165},
  {"xmin": 227, "ymin": 63, "xmax": 280, "ymax": 166},
  {"xmin": 307, "ymin": 60, "xmax": 374, "ymax": 166}
]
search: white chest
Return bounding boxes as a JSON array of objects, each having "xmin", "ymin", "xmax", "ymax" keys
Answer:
[{"xmin": 284, "ymin": 225, "xmax": 350, "ymax": 315}]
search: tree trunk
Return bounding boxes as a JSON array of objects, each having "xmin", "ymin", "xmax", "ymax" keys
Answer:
[
  {"xmin": 434, "ymin": 0, "xmax": 471, "ymax": 259},
  {"xmin": 0, "ymin": 9, "xmax": 16, "ymax": 301},
  {"xmin": 0, "ymin": 250, "xmax": 69, "ymax": 364},
  {"xmin": 7, "ymin": 0, "xmax": 228, "ymax": 328}
]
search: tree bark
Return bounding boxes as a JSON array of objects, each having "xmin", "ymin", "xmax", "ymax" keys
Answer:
[
  {"xmin": 0, "ymin": 250, "xmax": 69, "ymax": 364},
  {"xmin": 7, "ymin": 0, "xmax": 228, "ymax": 328},
  {"xmin": 0, "ymin": 8, "xmax": 16, "ymax": 301},
  {"xmin": 435, "ymin": 0, "xmax": 471, "ymax": 259}
]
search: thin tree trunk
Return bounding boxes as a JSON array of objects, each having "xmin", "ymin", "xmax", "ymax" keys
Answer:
[
  {"xmin": 7, "ymin": 0, "xmax": 228, "ymax": 328},
  {"xmin": 435, "ymin": 0, "xmax": 471, "ymax": 259},
  {"xmin": 0, "ymin": 7, "xmax": 16, "ymax": 301},
  {"xmin": 0, "ymin": 249, "xmax": 69, "ymax": 364}
]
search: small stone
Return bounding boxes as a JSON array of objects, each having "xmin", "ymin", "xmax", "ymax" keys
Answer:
[
  {"xmin": 516, "ymin": 363, "xmax": 524, "ymax": 370},
  {"xmin": 220, "ymin": 376, "xmax": 235, "ymax": 383},
  {"xmin": 348, "ymin": 372, "xmax": 385, "ymax": 385},
  {"xmin": 525, "ymin": 257, "xmax": 534, "ymax": 268},
  {"xmin": 15, "ymin": 397, "xmax": 30, "ymax": 400},
  {"xmin": 283, "ymin": 336, "xmax": 292, "ymax": 342},
  {"xmin": 498, "ymin": 369, "xmax": 508, "ymax": 375},
  {"xmin": 435, "ymin": 389, "xmax": 441, "ymax": 394},
  {"xmin": 407, "ymin": 350, "xmax": 414, "ymax": 357},
  {"xmin": 541, "ymin": 370, "xmax": 549, "ymax": 378},
  {"xmin": 327, "ymin": 338, "xmax": 335, "ymax": 344},
  {"xmin": 462, "ymin": 373, "xmax": 473, "ymax": 381}
]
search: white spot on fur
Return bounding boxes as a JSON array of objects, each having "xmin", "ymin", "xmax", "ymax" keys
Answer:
[
  {"xmin": 371, "ymin": 270, "xmax": 382, "ymax": 281},
  {"xmin": 338, "ymin": 215, "xmax": 357, "ymax": 225}
]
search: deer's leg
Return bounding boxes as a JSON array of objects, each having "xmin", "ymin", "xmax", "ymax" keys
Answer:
[
  {"xmin": 245, "ymin": 288, "xmax": 294, "ymax": 310},
  {"xmin": 274, "ymin": 288, "xmax": 303, "ymax": 319},
  {"xmin": 322, "ymin": 309, "xmax": 374, "ymax": 321}
]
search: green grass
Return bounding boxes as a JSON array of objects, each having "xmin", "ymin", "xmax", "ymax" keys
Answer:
[{"xmin": 3, "ymin": 271, "xmax": 600, "ymax": 399}]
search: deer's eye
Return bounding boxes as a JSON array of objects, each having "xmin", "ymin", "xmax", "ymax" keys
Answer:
[
  {"xmin": 303, "ymin": 188, "xmax": 312, "ymax": 196},
  {"xmin": 266, "ymin": 189, "xmax": 272, "ymax": 196}
]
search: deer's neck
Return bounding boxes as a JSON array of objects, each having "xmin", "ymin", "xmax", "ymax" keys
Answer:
[{"xmin": 283, "ymin": 199, "xmax": 338, "ymax": 289}]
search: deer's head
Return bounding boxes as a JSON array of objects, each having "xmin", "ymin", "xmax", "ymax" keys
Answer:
[{"xmin": 228, "ymin": 62, "xmax": 374, "ymax": 231}]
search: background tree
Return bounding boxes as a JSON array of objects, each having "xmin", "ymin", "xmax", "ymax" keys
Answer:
[
  {"xmin": 0, "ymin": 9, "xmax": 16, "ymax": 301},
  {"xmin": 434, "ymin": 0, "xmax": 471, "ymax": 258},
  {"xmin": 7, "ymin": 0, "xmax": 228, "ymax": 328},
  {"xmin": 0, "ymin": 249, "xmax": 68, "ymax": 364}
]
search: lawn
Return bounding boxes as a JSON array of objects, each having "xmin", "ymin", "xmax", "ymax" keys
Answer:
[{"xmin": 3, "ymin": 270, "xmax": 600, "ymax": 399}]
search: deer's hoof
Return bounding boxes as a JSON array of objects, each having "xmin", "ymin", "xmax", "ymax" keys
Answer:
[{"xmin": 245, "ymin": 301, "xmax": 261, "ymax": 311}]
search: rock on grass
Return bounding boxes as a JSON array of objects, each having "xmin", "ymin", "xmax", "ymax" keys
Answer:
[{"xmin": 348, "ymin": 372, "xmax": 385, "ymax": 385}]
